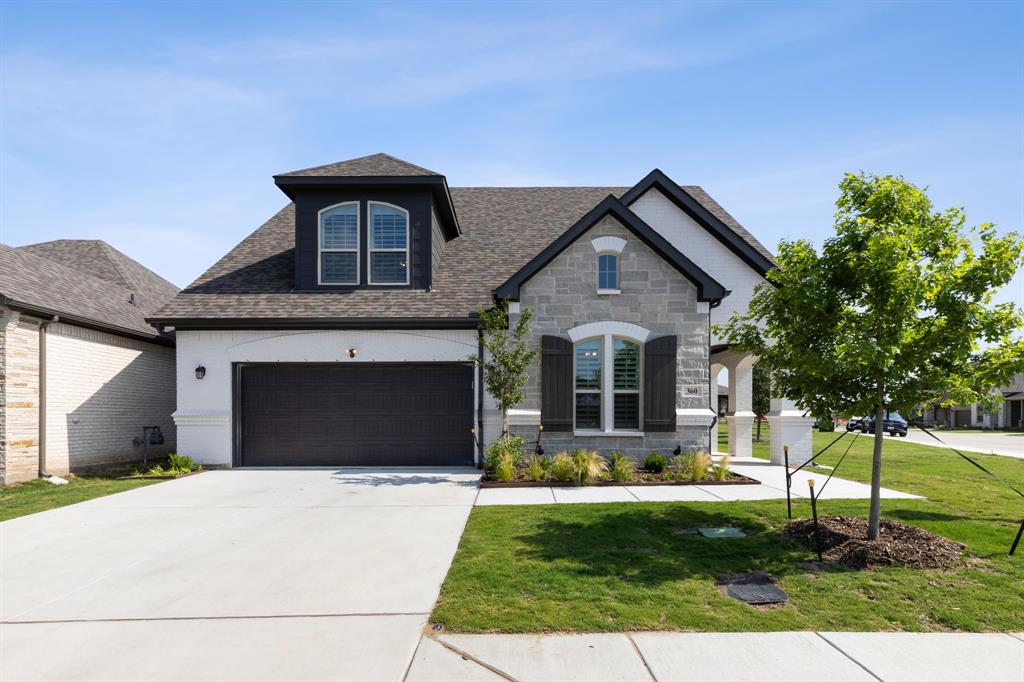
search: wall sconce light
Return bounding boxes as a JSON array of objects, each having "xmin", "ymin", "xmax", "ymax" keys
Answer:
[
  {"xmin": 195, "ymin": 365, "xmax": 206, "ymax": 380},
  {"xmin": 347, "ymin": 347, "xmax": 357, "ymax": 358}
]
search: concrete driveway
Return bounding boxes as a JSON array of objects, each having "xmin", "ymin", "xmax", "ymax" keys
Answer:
[
  {"xmin": 902, "ymin": 428, "xmax": 1024, "ymax": 459},
  {"xmin": 0, "ymin": 468, "xmax": 481, "ymax": 681}
]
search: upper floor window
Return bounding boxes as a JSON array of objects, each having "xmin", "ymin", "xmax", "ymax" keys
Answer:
[
  {"xmin": 369, "ymin": 202, "xmax": 409, "ymax": 285},
  {"xmin": 319, "ymin": 202, "xmax": 359, "ymax": 285},
  {"xmin": 598, "ymin": 253, "xmax": 619, "ymax": 291}
]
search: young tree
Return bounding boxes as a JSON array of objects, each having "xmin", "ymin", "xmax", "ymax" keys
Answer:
[
  {"xmin": 470, "ymin": 302, "xmax": 538, "ymax": 436},
  {"xmin": 716, "ymin": 172, "xmax": 1024, "ymax": 540},
  {"xmin": 752, "ymin": 364, "xmax": 771, "ymax": 442}
]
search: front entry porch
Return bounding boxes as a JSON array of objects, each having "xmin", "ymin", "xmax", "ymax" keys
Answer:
[{"xmin": 710, "ymin": 348, "xmax": 815, "ymax": 466}]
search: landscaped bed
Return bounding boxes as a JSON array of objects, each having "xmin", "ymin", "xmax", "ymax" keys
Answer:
[{"xmin": 482, "ymin": 440, "xmax": 750, "ymax": 487}]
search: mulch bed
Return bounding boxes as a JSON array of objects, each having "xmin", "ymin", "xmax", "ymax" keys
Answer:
[
  {"xmin": 784, "ymin": 515, "xmax": 965, "ymax": 570},
  {"xmin": 116, "ymin": 470, "xmax": 205, "ymax": 481},
  {"xmin": 480, "ymin": 472, "xmax": 759, "ymax": 488}
]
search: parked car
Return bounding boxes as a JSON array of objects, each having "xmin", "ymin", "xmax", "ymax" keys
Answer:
[
  {"xmin": 858, "ymin": 411, "xmax": 908, "ymax": 437},
  {"xmin": 846, "ymin": 416, "xmax": 863, "ymax": 432}
]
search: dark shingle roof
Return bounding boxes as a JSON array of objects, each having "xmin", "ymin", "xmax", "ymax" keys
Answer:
[
  {"xmin": 277, "ymin": 153, "xmax": 440, "ymax": 178},
  {"xmin": 151, "ymin": 182, "xmax": 772, "ymax": 324},
  {"xmin": 0, "ymin": 241, "xmax": 178, "ymax": 340}
]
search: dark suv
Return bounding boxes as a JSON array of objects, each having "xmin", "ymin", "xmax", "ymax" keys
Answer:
[{"xmin": 858, "ymin": 411, "xmax": 908, "ymax": 437}]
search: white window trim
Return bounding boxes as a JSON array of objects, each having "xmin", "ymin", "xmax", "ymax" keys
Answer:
[
  {"xmin": 572, "ymin": 328, "xmax": 646, "ymax": 434},
  {"xmin": 368, "ymin": 201, "xmax": 411, "ymax": 286},
  {"xmin": 317, "ymin": 201, "xmax": 360, "ymax": 286},
  {"xmin": 596, "ymin": 251, "xmax": 620, "ymax": 293}
]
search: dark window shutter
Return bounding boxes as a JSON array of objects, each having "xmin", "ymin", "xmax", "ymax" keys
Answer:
[
  {"xmin": 541, "ymin": 335, "xmax": 573, "ymax": 432},
  {"xmin": 644, "ymin": 335, "xmax": 677, "ymax": 432}
]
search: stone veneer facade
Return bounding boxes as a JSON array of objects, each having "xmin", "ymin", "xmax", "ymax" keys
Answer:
[{"xmin": 509, "ymin": 215, "xmax": 711, "ymax": 459}]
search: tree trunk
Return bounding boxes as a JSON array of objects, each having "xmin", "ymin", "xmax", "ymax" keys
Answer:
[
  {"xmin": 868, "ymin": 403, "xmax": 884, "ymax": 540},
  {"xmin": 502, "ymin": 409, "xmax": 509, "ymax": 438},
  {"xmin": 755, "ymin": 417, "xmax": 762, "ymax": 443}
]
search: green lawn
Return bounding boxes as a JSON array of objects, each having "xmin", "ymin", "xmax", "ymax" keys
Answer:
[
  {"xmin": 433, "ymin": 432, "xmax": 1024, "ymax": 633},
  {"xmin": 0, "ymin": 476, "xmax": 159, "ymax": 522}
]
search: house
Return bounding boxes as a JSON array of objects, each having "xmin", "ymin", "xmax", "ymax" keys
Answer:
[
  {"xmin": 920, "ymin": 374, "xmax": 1024, "ymax": 429},
  {"xmin": 150, "ymin": 153, "xmax": 814, "ymax": 468},
  {"xmin": 0, "ymin": 241, "xmax": 179, "ymax": 484}
]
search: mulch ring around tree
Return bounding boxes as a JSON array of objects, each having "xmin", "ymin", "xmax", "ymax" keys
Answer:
[{"xmin": 784, "ymin": 515, "xmax": 966, "ymax": 570}]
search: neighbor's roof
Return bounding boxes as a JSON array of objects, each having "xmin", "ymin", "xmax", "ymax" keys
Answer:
[
  {"xmin": 151, "ymin": 180, "xmax": 771, "ymax": 324},
  {"xmin": 276, "ymin": 153, "xmax": 440, "ymax": 178},
  {"xmin": 0, "ymin": 241, "xmax": 178, "ymax": 341}
]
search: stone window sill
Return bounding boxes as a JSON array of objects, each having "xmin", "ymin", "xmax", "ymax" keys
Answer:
[
  {"xmin": 596, "ymin": 288, "xmax": 621, "ymax": 295},
  {"xmin": 573, "ymin": 430, "xmax": 645, "ymax": 438}
]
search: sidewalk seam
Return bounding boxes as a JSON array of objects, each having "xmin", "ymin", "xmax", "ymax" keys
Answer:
[
  {"xmin": 815, "ymin": 632, "xmax": 883, "ymax": 681},
  {"xmin": 626, "ymin": 633, "xmax": 658, "ymax": 682},
  {"xmin": 429, "ymin": 635, "xmax": 520, "ymax": 682},
  {"xmin": 3, "ymin": 611, "xmax": 431, "ymax": 625}
]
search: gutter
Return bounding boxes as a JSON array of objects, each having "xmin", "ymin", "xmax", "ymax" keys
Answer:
[{"xmin": 1, "ymin": 296, "xmax": 173, "ymax": 347}]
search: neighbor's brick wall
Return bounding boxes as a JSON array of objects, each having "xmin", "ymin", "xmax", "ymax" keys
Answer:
[
  {"xmin": 44, "ymin": 323, "xmax": 176, "ymax": 473},
  {"xmin": 509, "ymin": 215, "xmax": 710, "ymax": 458},
  {"xmin": 1, "ymin": 310, "xmax": 41, "ymax": 484}
]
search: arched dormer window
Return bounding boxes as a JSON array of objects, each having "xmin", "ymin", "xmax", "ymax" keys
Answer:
[
  {"xmin": 319, "ymin": 202, "xmax": 359, "ymax": 285},
  {"xmin": 369, "ymin": 202, "xmax": 410, "ymax": 285}
]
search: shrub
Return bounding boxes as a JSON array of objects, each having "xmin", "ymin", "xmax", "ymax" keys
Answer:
[
  {"xmin": 670, "ymin": 453, "xmax": 693, "ymax": 479},
  {"xmin": 551, "ymin": 452, "xmax": 575, "ymax": 482},
  {"xmin": 571, "ymin": 449, "xmax": 607, "ymax": 485},
  {"xmin": 610, "ymin": 454, "xmax": 636, "ymax": 482},
  {"xmin": 714, "ymin": 455, "xmax": 731, "ymax": 481},
  {"xmin": 167, "ymin": 453, "xmax": 198, "ymax": 473},
  {"xmin": 525, "ymin": 454, "xmax": 547, "ymax": 481},
  {"xmin": 690, "ymin": 451, "xmax": 712, "ymax": 481},
  {"xmin": 486, "ymin": 434, "xmax": 524, "ymax": 472},
  {"xmin": 608, "ymin": 450, "xmax": 628, "ymax": 467},
  {"xmin": 644, "ymin": 451, "xmax": 668, "ymax": 473},
  {"xmin": 494, "ymin": 451, "xmax": 517, "ymax": 482}
]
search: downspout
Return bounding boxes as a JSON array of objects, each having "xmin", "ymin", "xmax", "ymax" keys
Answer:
[
  {"xmin": 477, "ymin": 328, "xmax": 485, "ymax": 469},
  {"xmin": 707, "ymin": 300, "xmax": 720, "ymax": 451},
  {"xmin": 38, "ymin": 315, "xmax": 65, "ymax": 481}
]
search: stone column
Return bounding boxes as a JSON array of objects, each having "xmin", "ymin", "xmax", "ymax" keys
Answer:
[
  {"xmin": 768, "ymin": 395, "xmax": 815, "ymax": 466},
  {"xmin": 727, "ymin": 354, "xmax": 754, "ymax": 458}
]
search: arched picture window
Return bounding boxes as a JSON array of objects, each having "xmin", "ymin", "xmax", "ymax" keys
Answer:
[
  {"xmin": 369, "ymin": 202, "xmax": 410, "ymax": 284},
  {"xmin": 319, "ymin": 202, "xmax": 359, "ymax": 285}
]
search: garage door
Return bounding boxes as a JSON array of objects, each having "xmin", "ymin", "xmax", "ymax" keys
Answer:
[{"xmin": 237, "ymin": 363, "xmax": 475, "ymax": 467}]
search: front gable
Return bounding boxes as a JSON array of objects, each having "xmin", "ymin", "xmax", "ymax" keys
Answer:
[{"xmin": 494, "ymin": 196, "xmax": 727, "ymax": 303}]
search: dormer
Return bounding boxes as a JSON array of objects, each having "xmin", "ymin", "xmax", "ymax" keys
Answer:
[{"xmin": 274, "ymin": 153, "xmax": 461, "ymax": 291}]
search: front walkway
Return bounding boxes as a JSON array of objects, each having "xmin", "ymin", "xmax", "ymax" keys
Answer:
[
  {"xmin": 476, "ymin": 459, "xmax": 921, "ymax": 506},
  {"xmin": 0, "ymin": 468, "xmax": 480, "ymax": 681},
  {"xmin": 408, "ymin": 631, "xmax": 1024, "ymax": 681}
]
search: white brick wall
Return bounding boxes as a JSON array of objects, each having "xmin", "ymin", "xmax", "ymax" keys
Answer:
[
  {"xmin": 44, "ymin": 323, "xmax": 176, "ymax": 473},
  {"xmin": 628, "ymin": 188, "xmax": 767, "ymax": 345},
  {"xmin": 174, "ymin": 328, "xmax": 490, "ymax": 466}
]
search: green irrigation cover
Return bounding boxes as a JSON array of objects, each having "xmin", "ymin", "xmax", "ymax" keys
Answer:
[{"xmin": 697, "ymin": 527, "xmax": 747, "ymax": 538}]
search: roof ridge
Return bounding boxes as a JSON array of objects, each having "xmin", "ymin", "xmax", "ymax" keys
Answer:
[
  {"xmin": 373, "ymin": 152, "xmax": 439, "ymax": 176},
  {"xmin": 3, "ymin": 243, "xmax": 136, "ymax": 295}
]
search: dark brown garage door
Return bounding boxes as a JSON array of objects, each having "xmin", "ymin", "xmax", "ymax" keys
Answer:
[{"xmin": 237, "ymin": 363, "xmax": 475, "ymax": 467}]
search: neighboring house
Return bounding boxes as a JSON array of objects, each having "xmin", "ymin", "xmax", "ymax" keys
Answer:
[
  {"xmin": 0, "ymin": 241, "xmax": 179, "ymax": 484},
  {"xmin": 150, "ymin": 153, "xmax": 814, "ymax": 468},
  {"xmin": 920, "ymin": 374, "xmax": 1024, "ymax": 429}
]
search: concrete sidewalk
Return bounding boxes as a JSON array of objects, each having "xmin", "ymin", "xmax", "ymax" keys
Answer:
[
  {"xmin": 902, "ymin": 428, "xmax": 1024, "ymax": 459},
  {"xmin": 407, "ymin": 631, "xmax": 1024, "ymax": 681},
  {"xmin": 476, "ymin": 459, "xmax": 921, "ymax": 506}
]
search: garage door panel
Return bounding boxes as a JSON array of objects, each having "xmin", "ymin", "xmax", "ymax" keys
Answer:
[{"xmin": 238, "ymin": 364, "xmax": 475, "ymax": 467}]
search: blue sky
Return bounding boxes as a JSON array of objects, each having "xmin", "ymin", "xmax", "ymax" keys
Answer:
[{"xmin": 1, "ymin": 0, "xmax": 1022, "ymax": 306}]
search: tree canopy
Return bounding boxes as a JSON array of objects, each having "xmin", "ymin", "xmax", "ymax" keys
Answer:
[{"xmin": 716, "ymin": 172, "xmax": 1023, "ymax": 538}]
